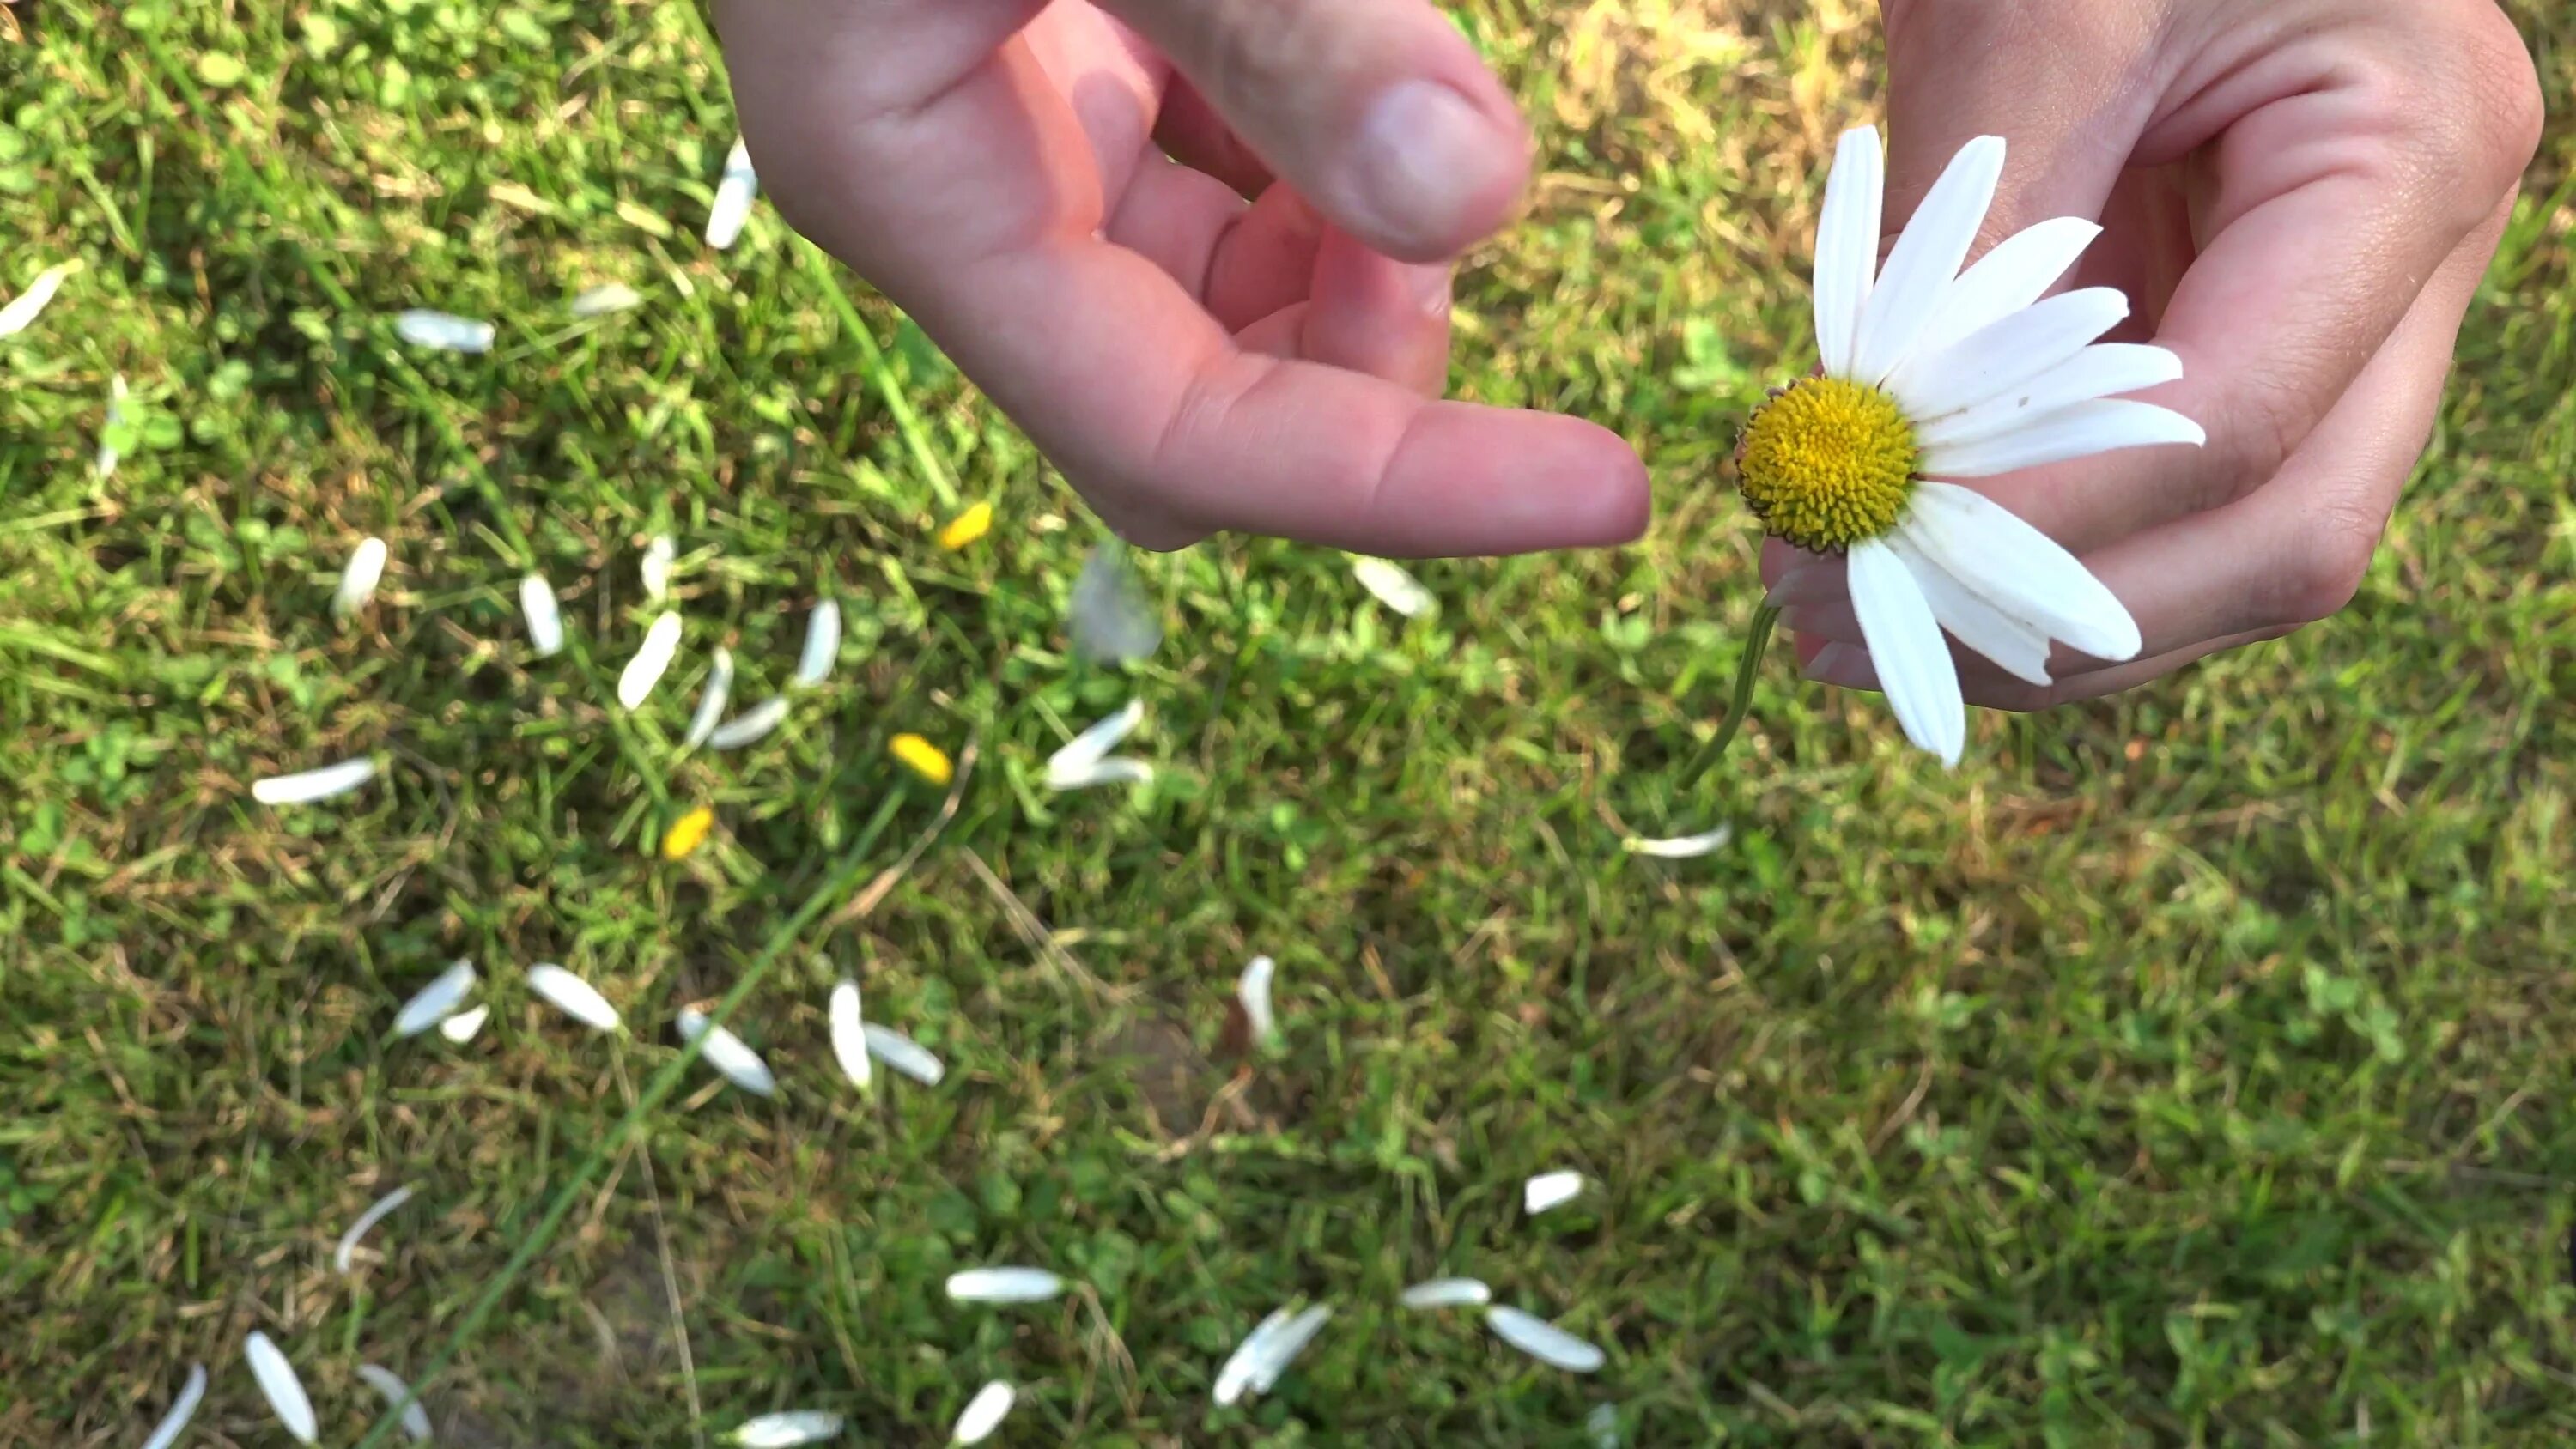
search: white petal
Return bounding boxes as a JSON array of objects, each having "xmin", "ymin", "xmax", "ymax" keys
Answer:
[
  {"xmin": 392, "ymin": 961, "xmax": 477, "ymax": 1040},
  {"xmin": 677, "ymin": 1009, "xmax": 778, "ymax": 1097},
  {"xmin": 1622, "ymin": 826, "xmax": 1731, "ymax": 859},
  {"xmin": 951, "ymin": 1380, "xmax": 1015, "ymax": 1445},
  {"xmin": 1068, "ymin": 543, "xmax": 1162, "ymax": 664},
  {"xmin": 618, "ymin": 612, "xmax": 683, "ymax": 711},
  {"xmin": 1915, "ymin": 344, "xmax": 2184, "ymax": 452},
  {"xmin": 1850, "ymin": 136, "xmax": 2005, "ymax": 385},
  {"xmin": 334, "ymin": 1184, "xmax": 418, "ymax": 1273},
  {"xmin": 519, "ymin": 573, "xmax": 565, "ymax": 658},
  {"xmin": 528, "ymin": 964, "xmax": 623, "ymax": 1032},
  {"xmin": 243, "ymin": 1333, "xmax": 319, "ymax": 1446},
  {"xmin": 861, "ymin": 1023, "xmax": 945, "ymax": 1084},
  {"xmin": 1350, "ymin": 556, "xmax": 1436, "ymax": 618},
  {"xmin": 945, "ymin": 1267, "xmax": 1066, "ymax": 1304},
  {"xmin": 1248, "ymin": 1305, "xmax": 1333, "ymax": 1393},
  {"xmin": 251, "ymin": 757, "xmax": 378, "ymax": 806},
  {"xmin": 0, "ymin": 259, "xmax": 76, "ymax": 337},
  {"xmin": 1900, "ymin": 482, "xmax": 2144, "ymax": 661},
  {"xmin": 568, "ymin": 282, "xmax": 643, "ymax": 318},
  {"xmin": 139, "ymin": 1363, "xmax": 208, "ymax": 1449},
  {"xmin": 1523, "ymin": 1170, "xmax": 1584, "ymax": 1216},
  {"xmin": 1846, "ymin": 538, "xmax": 1965, "ymax": 767},
  {"xmin": 394, "ymin": 310, "xmax": 495, "ymax": 354},
  {"xmin": 97, "ymin": 373, "xmax": 127, "ymax": 479},
  {"xmin": 732, "ymin": 1410, "xmax": 845, "ymax": 1447},
  {"xmin": 1911, "ymin": 216, "xmax": 2101, "ymax": 358},
  {"xmin": 795, "ymin": 599, "xmax": 841, "ymax": 687},
  {"xmin": 1398, "ymin": 1277, "xmax": 1492, "ymax": 1310},
  {"xmin": 335, "ymin": 537, "xmax": 388, "ymax": 618},
  {"xmin": 641, "ymin": 535, "xmax": 676, "ymax": 602},
  {"xmin": 438, "ymin": 1004, "xmax": 490, "ymax": 1044},
  {"xmin": 829, "ymin": 981, "xmax": 871, "ymax": 1092},
  {"xmin": 1213, "ymin": 1308, "xmax": 1296, "ymax": 1407},
  {"xmin": 707, "ymin": 696, "xmax": 790, "ymax": 751},
  {"xmin": 1887, "ymin": 535, "xmax": 2054, "ymax": 687},
  {"xmin": 355, "ymin": 1363, "xmax": 434, "ymax": 1443},
  {"xmin": 1044, "ymin": 756, "xmax": 1154, "ymax": 791},
  {"xmin": 683, "ymin": 646, "xmax": 736, "ymax": 749},
  {"xmin": 1236, "ymin": 955, "xmax": 1277, "ymax": 1046},
  {"xmin": 1812, "ymin": 126, "xmax": 1884, "ymax": 379},
  {"xmin": 1588, "ymin": 1403, "xmax": 1622, "ymax": 1449},
  {"xmin": 1048, "ymin": 699, "xmax": 1144, "ymax": 777},
  {"xmin": 1917, "ymin": 399, "xmax": 2205, "ymax": 481},
  {"xmin": 706, "ymin": 138, "xmax": 758, "ymax": 251},
  {"xmin": 1888, "ymin": 288, "xmax": 2129, "ymax": 422},
  {"xmin": 1483, "ymin": 1307, "xmax": 1607, "ymax": 1373}
]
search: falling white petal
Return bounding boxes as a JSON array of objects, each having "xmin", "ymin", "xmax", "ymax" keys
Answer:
[
  {"xmin": 1812, "ymin": 127, "xmax": 1884, "ymax": 378},
  {"xmin": 392, "ymin": 961, "xmax": 477, "ymax": 1040},
  {"xmin": 394, "ymin": 310, "xmax": 495, "ymax": 354},
  {"xmin": 796, "ymin": 599, "xmax": 840, "ymax": 687},
  {"xmin": 1523, "ymin": 1170, "xmax": 1584, "ymax": 1216},
  {"xmin": 1588, "ymin": 1403, "xmax": 1623, "ymax": 1448},
  {"xmin": 683, "ymin": 646, "xmax": 736, "ymax": 749},
  {"xmin": 1213, "ymin": 1308, "xmax": 1297, "ymax": 1407},
  {"xmin": 1849, "ymin": 135, "xmax": 2004, "ymax": 385},
  {"xmin": 1398, "ymin": 1278, "xmax": 1492, "ymax": 1310},
  {"xmin": 945, "ymin": 1267, "xmax": 1066, "ymax": 1304},
  {"xmin": 829, "ymin": 980, "xmax": 872, "ymax": 1092},
  {"xmin": 1915, "ymin": 343, "xmax": 2184, "ymax": 451},
  {"xmin": 1350, "ymin": 556, "xmax": 1436, "ymax": 618},
  {"xmin": 1048, "ymin": 700, "xmax": 1151, "ymax": 791},
  {"xmin": 677, "ymin": 1008, "xmax": 778, "ymax": 1097},
  {"xmin": 335, "ymin": 537, "xmax": 389, "ymax": 618},
  {"xmin": 243, "ymin": 1332, "xmax": 319, "ymax": 1445},
  {"xmin": 641, "ymin": 535, "xmax": 676, "ymax": 602},
  {"xmin": 861, "ymin": 1023, "xmax": 945, "ymax": 1085},
  {"xmin": 1248, "ymin": 1305, "xmax": 1333, "ymax": 1393},
  {"xmin": 138, "ymin": 1364, "xmax": 207, "ymax": 1449},
  {"xmin": 1236, "ymin": 955, "xmax": 1278, "ymax": 1046},
  {"xmin": 1912, "ymin": 216, "xmax": 2101, "ymax": 357},
  {"xmin": 0, "ymin": 259, "xmax": 76, "ymax": 338},
  {"xmin": 251, "ymin": 757, "xmax": 378, "ymax": 806},
  {"xmin": 1888, "ymin": 535, "xmax": 2055, "ymax": 687},
  {"xmin": 706, "ymin": 696, "xmax": 790, "ymax": 751},
  {"xmin": 618, "ymin": 611, "xmax": 683, "ymax": 711},
  {"xmin": 1069, "ymin": 543, "xmax": 1162, "ymax": 664},
  {"xmin": 706, "ymin": 138, "xmax": 757, "ymax": 251},
  {"xmin": 1623, "ymin": 826, "xmax": 1731, "ymax": 859},
  {"xmin": 732, "ymin": 1410, "xmax": 845, "ymax": 1448},
  {"xmin": 520, "ymin": 573, "xmax": 565, "ymax": 658},
  {"xmin": 334, "ymin": 1184, "xmax": 418, "ymax": 1274},
  {"xmin": 1484, "ymin": 1307, "xmax": 1607, "ymax": 1373},
  {"xmin": 1846, "ymin": 538, "xmax": 1965, "ymax": 767},
  {"xmin": 951, "ymin": 1380, "xmax": 1015, "ymax": 1445},
  {"xmin": 1917, "ymin": 399, "xmax": 2205, "ymax": 481},
  {"xmin": 1889, "ymin": 288, "xmax": 2129, "ymax": 422},
  {"xmin": 96, "ymin": 373, "xmax": 127, "ymax": 479},
  {"xmin": 1899, "ymin": 481, "xmax": 2145, "ymax": 662},
  {"xmin": 568, "ymin": 282, "xmax": 643, "ymax": 318},
  {"xmin": 438, "ymin": 1004, "xmax": 490, "ymax": 1044},
  {"xmin": 1044, "ymin": 756, "xmax": 1154, "ymax": 791},
  {"xmin": 355, "ymin": 1363, "xmax": 434, "ymax": 1443},
  {"xmin": 528, "ymin": 964, "xmax": 623, "ymax": 1032}
]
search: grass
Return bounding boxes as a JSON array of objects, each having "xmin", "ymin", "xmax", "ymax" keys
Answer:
[{"xmin": 4, "ymin": 0, "xmax": 2574, "ymax": 1444}]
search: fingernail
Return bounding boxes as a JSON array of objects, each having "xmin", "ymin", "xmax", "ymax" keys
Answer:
[
  {"xmin": 1347, "ymin": 82, "xmax": 1517, "ymax": 257},
  {"xmin": 1765, "ymin": 564, "xmax": 1837, "ymax": 609},
  {"xmin": 1805, "ymin": 643, "xmax": 1876, "ymax": 687}
]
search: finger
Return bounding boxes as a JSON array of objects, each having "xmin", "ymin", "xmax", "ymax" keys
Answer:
[
  {"xmin": 1155, "ymin": 74, "xmax": 1276, "ymax": 199},
  {"xmin": 1095, "ymin": 0, "xmax": 1533, "ymax": 262},
  {"xmin": 1109, "ymin": 160, "xmax": 1324, "ymax": 330},
  {"xmin": 1805, "ymin": 627, "xmax": 2292, "ymax": 709},
  {"xmin": 1299, "ymin": 223, "xmax": 1453, "ymax": 396}
]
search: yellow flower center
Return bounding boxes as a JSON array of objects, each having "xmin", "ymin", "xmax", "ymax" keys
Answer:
[{"xmin": 1735, "ymin": 377, "xmax": 1918, "ymax": 552}]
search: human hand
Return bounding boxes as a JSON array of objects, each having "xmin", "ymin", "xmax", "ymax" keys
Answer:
[
  {"xmin": 709, "ymin": 0, "xmax": 1650, "ymax": 557},
  {"xmin": 1765, "ymin": 0, "xmax": 2542, "ymax": 706}
]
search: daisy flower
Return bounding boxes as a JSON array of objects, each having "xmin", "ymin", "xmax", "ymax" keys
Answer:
[{"xmin": 1741, "ymin": 128, "xmax": 2203, "ymax": 764}]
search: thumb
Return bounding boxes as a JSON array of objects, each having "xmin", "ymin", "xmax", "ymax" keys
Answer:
[{"xmin": 1096, "ymin": 0, "xmax": 1531, "ymax": 264}]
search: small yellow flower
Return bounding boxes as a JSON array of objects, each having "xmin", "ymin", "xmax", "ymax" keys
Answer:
[
  {"xmin": 890, "ymin": 733, "xmax": 953, "ymax": 786},
  {"xmin": 936, "ymin": 501, "xmax": 994, "ymax": 551},
  {"xmin": 660, "ymin": 805, "xmax": 715, "ymax": 860}
]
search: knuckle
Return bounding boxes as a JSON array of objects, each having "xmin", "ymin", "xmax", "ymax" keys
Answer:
[{"xmin": 2271, "ymin": 500, "xmax": 2385, "ymax": 624}]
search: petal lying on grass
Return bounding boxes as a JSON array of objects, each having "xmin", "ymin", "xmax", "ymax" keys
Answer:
[
  {"xmin": 1523, "ymin": 1170, "xmax": 1584, "ymax": 1216},
  {"xmin": 1249, "ymin": 1306, "xmax": 1334, "ymax": 1394},
  {"xmin": 334, "ymin": 1184, "xmax": 418, "ymax": 1273},
  {"xmin": 1046, "ymin": 700, "xmax": 1143, "ymax": 778},
  {"xmin": 438, "ymin": 1004, "xmax": 490, "ymax": 1043},
  {"xmin": 708, "ymin": 697, "xmax": 790, "ymax": 751},
  {"xmin": 528, "ymin": 964, "xmax": 623, "ymax": 1033},
  {"xmin": 684, "ymin": 646, "xmax": 736, "ymax": 749},
  {"xmin": 568, "ymin": 282, "xmax": 642, "ymax": 318},
  {"xmin": 796, "ymin": 599, "xmax": 840, "ymax": 687},
  {"xmin": 392, "ymin": 960, "xmax": 477, "ymax": 1040},
  {"xmin": 937, "ymin": 501, "xmax": 994, "ymax": 551},
  {"xmin": 641, "ymin": 534, "xmax": 676, "ymax": 602},
  {"xmin": 1484, "ymin": 1307, "xmax": 1607, "ymax": 1373},
  {"xmin": 828, "ymin": 980, "xmax": 871, "ymax": 1092},
  {"xmin": 1350, "ymin": 555, "xmax": 1437, "ymax": 618},
  {"xmin": 1622, "ymin": 826, "xmax": 1732, "ymax": 859},
  {"xmin": 1236, "ymin": 955, "xmax": 1278, "ymax": 1046},
  {"xmin": 97, "ymin": 373, "xmax": 126, "ymax": 479},
  {"xmin": 335, "ymin": 537, "xmax": 388, "ymax": 618},
  {"xmin": 1212, "ymin": 1308, "xmax": 1297, "ymax": 1408},
  {"xmin": 945, "ymin": 1267, "xmax": 1066, "ymax": 1304},
  {"xmin": 393, "ymin": 309, "xmax": 495, "ymax": 354},
  {"xmin": 1048, "ymin": 757, "xmax": 1152, "ymax": 791},
  {"xmin": 951, "ymin": 1380, "xmax": 1015, "ymax": 1446},
  {"xmin": 860, "ymin": 1022, "xmax": 945, "ymax": 1084},
  {"xmin": 1398, "ymin": 1277, "xmax": 1492, "ymax": 1310},
  {"xmin": 1068, "ymin": 543, "xmax": 1162, "ymax": 664},
  {"xmin": 618, "ymin": 611, "xmax": 683, "ymax": 711},
  {"xmin": 243, "ymin": 1332, "xmax": 319, "ymax": 1446},
  {"xmin": 677, "ymin": 1008, "xmax": 778, "ymax": 1096},
  {"xmin": 138, "ymin": 1363, "xmax": 207, "ymax": 1449},
  {"xmin": 520, "ymin": 573, "xmax": 564, "ymax": 658},
  {"xmin": 890, "ymin": 734, "xmax": 953, "ymax": 786},
  {"xmin": 1588, "ymin": 1403, "xmax": 1622, "ymax": 1448},
  {"xmin": 705, "ymin": 137, "xmax": 757, "ymax": 251},
  {"xmin": 251, "ymin": 756, "xmax": 378, "ymax": 807},
  {"xmin": 355, "ymin": 1362, "xmax": 434, "ymax": 1443},
  {"xmin": 0, "ymin": 258, "xmax": 78, "ymax": 338},
  {"xmin": 732, "ymin": 1410, "xmax": 845, "ymax": 1447},
  {"xmin": 661, "ymin": 805, "xmax": 716, "ymax": 862}
]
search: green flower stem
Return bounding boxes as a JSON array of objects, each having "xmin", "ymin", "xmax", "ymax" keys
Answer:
[{"xmin": 1679, "ymin": 604, "xmax": 1779, "ymax": 791}]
